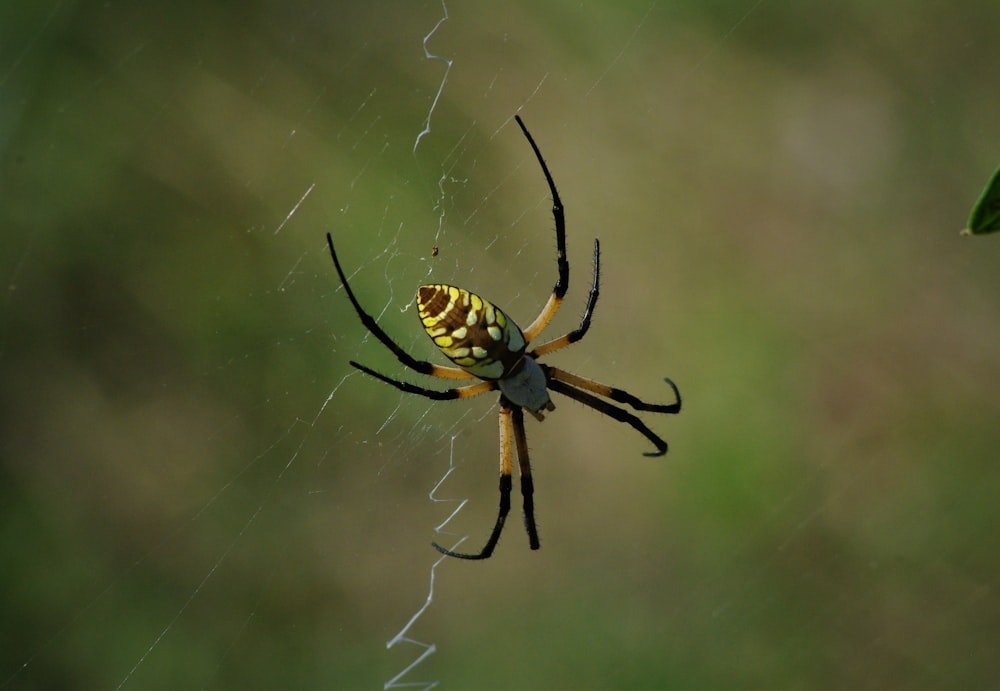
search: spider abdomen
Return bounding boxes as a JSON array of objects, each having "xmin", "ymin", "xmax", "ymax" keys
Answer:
[{"xmin": 417, "ymin": 284, "xmax": 526, "ymax": 380}]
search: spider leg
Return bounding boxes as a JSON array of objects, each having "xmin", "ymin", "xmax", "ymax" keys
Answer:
[
  {"xmin": 433, "ymin": 401, "xmax": 517, "ymax": 560},
  {"xmin": 515, "ymin": 115, "xmax": 570, "ymax": 344},
  {"xmin": 545, "ymin": 376, "xmax": 672, "ymax": 457},
  {"xmin": 509, "ymin": 404, "xmax": 541, "ymax": 550},
  {"xmin": 327, "ymin": 233, "xmax": 475, "ymax": 381},
  {"xmin": 350, "ymin": 361, "xmax": 496, "ymax": 401},
  {"xmin": 545, "ymin": 367, "xmax": 682, "ymax": 415},
  {"xmin": 530, "ymin": 238, "xmax": 600, "ymax": 358}
]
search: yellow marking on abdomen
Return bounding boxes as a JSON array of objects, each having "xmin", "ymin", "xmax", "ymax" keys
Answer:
[{"xmin": 416, "ymin": 284, "xmax": 527, "ymax": 379}]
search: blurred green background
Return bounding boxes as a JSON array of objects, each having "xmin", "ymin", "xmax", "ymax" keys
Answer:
[{"xmin": 2, "ymin": 1, "xmax": 998, "ymax": 688}]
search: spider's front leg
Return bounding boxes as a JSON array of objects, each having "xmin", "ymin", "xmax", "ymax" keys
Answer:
[
  {"xmin": 433, "ymin": 404, "xmax": 514, "ymax": 560},
  {"xmin": 509, "ymin": 404, "xmax": 540, "ymax": 550},
  {"xmin": 432, "ymin": 399, "xmax": 539, "ymax": 559}
]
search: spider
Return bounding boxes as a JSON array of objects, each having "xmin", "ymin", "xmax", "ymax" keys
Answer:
[{"xmin": 326, "ymin": 115, "xmax": 681, "ymax": 560}]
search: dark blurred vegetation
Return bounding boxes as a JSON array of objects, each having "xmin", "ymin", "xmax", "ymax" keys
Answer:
[{"xmin": 2, "ymin": 0, "xmax": 998, "ymax": 688}]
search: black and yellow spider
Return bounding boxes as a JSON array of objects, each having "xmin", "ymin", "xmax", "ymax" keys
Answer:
[{"xmin": 326, "ymin": 115, "xmax": 681, "ymax": 560}]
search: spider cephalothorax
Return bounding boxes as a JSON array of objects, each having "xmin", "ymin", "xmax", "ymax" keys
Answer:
[{"xmin": 327, "ymin": 115, "xmax": 681, "ymax": 560}]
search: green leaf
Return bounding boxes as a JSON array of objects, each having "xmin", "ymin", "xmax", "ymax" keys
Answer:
[{"xmin": 961, "ymin": 166, "xmax": 1000, "ymax": 236}]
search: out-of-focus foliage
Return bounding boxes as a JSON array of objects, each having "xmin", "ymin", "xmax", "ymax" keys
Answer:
[{"xmin": 962, "ymin": 166, "xmax": 1000, "ymax": 235}]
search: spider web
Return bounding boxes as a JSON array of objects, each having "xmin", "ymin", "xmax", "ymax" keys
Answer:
[{"xmin": 2, "ymin": 0, "xmax": 1000, "ymax": 688}]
